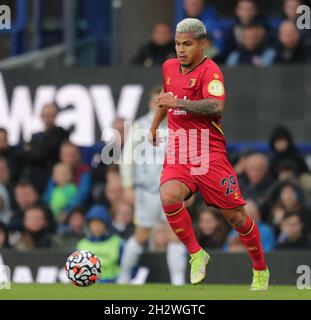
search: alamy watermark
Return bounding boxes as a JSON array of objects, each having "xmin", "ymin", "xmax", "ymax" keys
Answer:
[
  {"xmin": 100, "ymin": 121, "xmax": 210, "ymax": 176},
  {"xmin": 0, "ymin": 265, "xmax": 11, "ymax": 289},
  {"xmin": 296, "ymin": 5, "xmax": 311, "ymax": 30},
  {"xmin": 296, "ymin": 265, "xmax": 311, "ymax": 289},
  {"xmin": 0, "ymin": 5, "xmax": 11, "ymax": 30}
]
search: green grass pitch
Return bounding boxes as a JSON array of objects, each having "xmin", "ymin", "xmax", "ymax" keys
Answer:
[{"xmin": 0, "ymin": 284, "xmax": 310, "ymax": 300}]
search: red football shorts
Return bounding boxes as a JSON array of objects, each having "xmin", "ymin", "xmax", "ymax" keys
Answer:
[{"xmin": 160, "ymin": 156, "xmax": 247, "ymax": 210}]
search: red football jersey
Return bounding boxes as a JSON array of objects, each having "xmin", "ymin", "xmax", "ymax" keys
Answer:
[{"xmin": 162, "ymin": 57, "xmax": 227, "ymax": 166}]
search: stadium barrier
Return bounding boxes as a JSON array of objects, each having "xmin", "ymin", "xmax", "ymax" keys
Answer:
[
  {"xmin": 0, "ymin": 66, "xmax": 310, "ymax": 146},
  {"xmin": 0, "ymin": 251, "xmax": 310, "ymax": 285}
]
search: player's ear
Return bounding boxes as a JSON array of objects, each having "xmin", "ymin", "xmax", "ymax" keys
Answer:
[{"xmin": 199, "ymin": 38, "xmax": 208, "ymax": 50}]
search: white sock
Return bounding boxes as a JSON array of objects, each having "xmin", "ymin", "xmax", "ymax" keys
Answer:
[
  {"xmin": 167, "ymin": 242, "xmax": 187, "ymax": 285},
  {"xmin": 117, "ymin": 237, "xmax": 144, "ymax": 284}
]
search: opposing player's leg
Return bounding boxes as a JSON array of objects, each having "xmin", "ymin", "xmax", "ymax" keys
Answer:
[
  {"xmin": 117, "ymin": 226, "xmax": 151, "ymax": 284},
  {"xmin": 221, "ymin": 206, "xmax": 269, "ymax": 291},
  {"xmin": 160, "ymin": 179, "xmax": 210, "ymax": 284},
  {"xmin": 166, "ymin": 231, "xmax": 187, "ymax": 285},
  {"xmin": 118, "ymin": 187, "xmax": 161, "ymax": 284}
]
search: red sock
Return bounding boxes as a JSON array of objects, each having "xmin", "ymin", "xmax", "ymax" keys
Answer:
[
  {"xmin": 163, "ymin": 202, "xmax": 201, "ymax": 254},
  {"xmin": 236, "ymin": 216, "xmax": 267, "ymax": 271}
]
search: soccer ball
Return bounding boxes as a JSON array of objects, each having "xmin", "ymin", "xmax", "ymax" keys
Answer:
[{"xmin": 65, "ymin": 250, "xmax": 101, "ymax": 287}]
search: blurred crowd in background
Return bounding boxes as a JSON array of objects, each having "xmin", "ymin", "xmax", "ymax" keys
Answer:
[
  {"xmin": 0, "ymin": 95, "xmax": 311, "ymax": 254},
  {"xmin": 132, "ymin": 0, "xmax": 311, "ymax": 67},
  {"xmin": 1, "ymin": 0, "xmax": 310, "ymax": 66}
]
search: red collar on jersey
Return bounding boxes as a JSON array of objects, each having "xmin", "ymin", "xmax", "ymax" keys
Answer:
[{"xmin": 179, "ymin": 56, "xmax": 207, "ymax": 75}]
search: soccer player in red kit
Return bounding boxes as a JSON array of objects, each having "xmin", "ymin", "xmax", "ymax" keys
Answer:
[{"xmin": 149, "ymin": 18, "xmax": 269, "ymax": 290}]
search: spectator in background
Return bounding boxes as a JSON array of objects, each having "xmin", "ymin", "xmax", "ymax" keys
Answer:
[
  {"xmin": 77, "ymin": 205, "xmax": 123, "ymax": 283},
  {"xmin": 276, "ymin": 212, "xmax": 311, "ymax": 250},
  {"xmin": 283, "ymin": 0, "xmax": 303, "ymax": 22},
  {"xmin": 0, "ymin": 129, "xmax": 12, "ymax": 160},
  {"xmin": 204, "ymin": 33, "xmax": 224, "ymax": 63},
  {"xmin": 104, "ymin": 166, "xmax": 123, "ymax": 209},
  {"xmin": 52, "ymin": 207, "xmax": 86, "ymax": 251},
  {"xmin": 90, "ymin": 152, "xmax": 107, "ymax": 204},
  {"xmin": 91, "ymin": 117, "xmax": 128, "ymax": 204},
  {"xmin": 227, "ymin": 236, "xmax": 247, "ymax": 253},
  {"xmin": 182, "ymin": 0, "xmax": 217, "ymax": 20},
  {"xmin": 282, "ymin": 0, "xmax": 311, "ymax": 50},
  {"xmin": 224, "ymin": 0, "xmax": 266, "ymax": 56},
  {"xmin": 16, "ymin": 103, "xmax": 69, "ymax": 193},
  {"xmin": 131, "ymin": 22, "xmax": 175, "ymax": 67},
  {"xmin": 149, "ymin": 222, "xmax": 171, "ymax": 253},
  {"xmin": 226, "ymin": 24, "xmax": 275, "ymax": 67},
  {"xmin": 0, "ymin": 128, "xmax": 18, "ymax": 183},
  {"xmin": 0, "ymin": 157, "xmax": 10, "ymax": 187},
  {"xmin": 275, "ymin": 160, "xmax": 298, "ymax": 182},
  {"xmin": 299, "ymin": 173, "xmax": 311, "ymax": 209},
  {"xmin": 45, "ymin": 163, "xmax": 77, "ymax": 223},
  {"xmin": 181, "ymin": 0, "xmax": 224, "ymax": 53},
  {"xmin": 10, "ymin": 180, "xmax": 54, "ymax": 232},
  {"xmin": 231, "ymin": 149, "xmax": 256, "ymax": 176},
  {"xmin": 238, "ymin": 153, "xmax": 273, "ymax": 205},
  {"xmin": 195, "ymin": 207, "xmax": 229, "ymax": 249},
  {"xmin": 269, "ymin": 126, "xmax": 309, "ymax": 178},
  {"xmin": 269, "ymin": 0, "xmax": 311, "ymax": 49},
  {"xmin": 0, "ymin": 222, "xmax": 10, "ymax": 249},
  {"xmin": 112, "ymin": 117, "xmax": 127, "ymax": 149},
  {"xmin": 259, "ymin": 159, "xmax": 301, "ymax": 216},
  {"xmin": 273, "ymin": 20, "xmax": 310, "ymax": 64},
  {"xmin": 111, "ymin": 200, "xmax": 134, "ymax": 240},
  {"xmin": 223, "ymin": 200, "xmax": 276, "ymax": 252},
  {"xmin": 44, "ymin": 142, "xmax": 91, "ymax": 214},
  {"xmin": 15, "ymin": 206, "xmax": 52, "ymax": 251},
  {"xmin": 0, "ymin": 157, "xmax": 16, "ymax": 210},
  {"xmin": 0, "ymin": 184, "xmax": 12, "ymax": 225},
  {"xmin": 269, "ymin": 181, "xmax": 309, "ymax": 232}
]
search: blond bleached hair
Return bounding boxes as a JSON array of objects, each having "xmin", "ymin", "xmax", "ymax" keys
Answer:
[{"xmin": 176, "ymin": 18, "xmax": 207, "ymax": 39}]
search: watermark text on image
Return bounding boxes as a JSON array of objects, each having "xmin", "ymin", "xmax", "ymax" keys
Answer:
[{"xmin": 0, "ymin": 5, "xmax": 11, "ymax": 30}]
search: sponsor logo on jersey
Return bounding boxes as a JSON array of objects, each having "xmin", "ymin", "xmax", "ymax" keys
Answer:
[{"xmin": 169, "ymin": 109, "xmax": 187, "ymax": 116}]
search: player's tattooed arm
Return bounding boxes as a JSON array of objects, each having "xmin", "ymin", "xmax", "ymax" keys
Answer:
[
  {"xmin": 158, "ymin": 93, "xmax": 224, "ymax": 117},
  {"xmin": 176, "ymin": 99, "xmax": 224, "ymax": 117}
]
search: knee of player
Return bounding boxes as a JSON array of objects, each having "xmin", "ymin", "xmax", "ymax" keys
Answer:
[{"xmin": 160, "ymin": 190, "xmax": 183, "ymax": 205}]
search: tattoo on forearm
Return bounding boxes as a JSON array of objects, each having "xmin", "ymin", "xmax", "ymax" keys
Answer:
[{"xmin": 176, "ymin": 99, "xmax": 223, "ymax": 117}]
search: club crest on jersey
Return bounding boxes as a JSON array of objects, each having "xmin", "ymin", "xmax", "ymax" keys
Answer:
[
  {"xmin": 189, "ymin": 78, "xmax": 197, "ymax": 88},
  {"xmin": 166, "ymin": 77, "xmax": 171, "ymax": 85}
]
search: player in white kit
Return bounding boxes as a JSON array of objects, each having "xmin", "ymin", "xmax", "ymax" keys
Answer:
[{"xmin": 117, "ymin": 86, "xmax": 187, "ymax": 285}]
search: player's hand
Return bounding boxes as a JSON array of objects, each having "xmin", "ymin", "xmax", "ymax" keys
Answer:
[
  {"xmin": 158, "ymin": 93, "xmax": 178, "ymax": 109},
  {"xmin": 123, "ymin": 187, "xmax": 135, "ymax": 206},
  {"xmin": 148, "ymin": 128, "xmax": 163, "ymax": 147}
]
